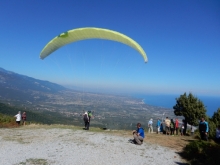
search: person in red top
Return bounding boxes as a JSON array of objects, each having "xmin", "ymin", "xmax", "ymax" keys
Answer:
[
  {"xmin": 22, "ymin": 111, "xmax": 27, "ymax": 125},
  {"xmin": 175, "ymin": 118, "xmax": 179, "ymax": 135}
]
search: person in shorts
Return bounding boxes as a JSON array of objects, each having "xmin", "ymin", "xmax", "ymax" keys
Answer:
[
  {"xmin": 14, "ymin": 111, "xmax": 21, "ymax": 126},
  {"xmin": 165, "ymin": 117, "xmax": 171, "ymax": 135}
]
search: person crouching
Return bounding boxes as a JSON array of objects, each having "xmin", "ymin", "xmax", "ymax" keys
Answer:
[{"xmin": 132, "ymin": 123, "xmax": 145, "ymax": 145}]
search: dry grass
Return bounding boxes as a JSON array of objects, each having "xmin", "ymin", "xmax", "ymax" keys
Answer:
[{"xmin": 143, "ymin": 133, "xmax": 192, "ymax": 152}]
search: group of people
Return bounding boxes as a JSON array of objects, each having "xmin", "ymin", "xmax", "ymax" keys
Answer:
[
  {"xmin": 164, "ymin": 117, "xmax": 183, "ymax": 136},
  {"xmin": 153, "ymin": 117, "xmax": 197, "ymax": 137},
  {"xmin": 148, "ymin": 116, "xmax": 219, "ymax": 143},
  {"xmin": 14, "ymin": 111, "xmax": 27, "ymax": 126},
  {"xmin": 81, "ymin": 111, "xmax": 219, "ymax": 144},
  {"xmin": 148, "ymin": 117, "xmax": 181, "ymax": 136}
]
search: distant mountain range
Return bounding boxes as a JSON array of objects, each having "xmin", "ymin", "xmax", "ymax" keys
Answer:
[{"xmin": 0, "ymin": 67, "xmax": 66, "ymax": 102}]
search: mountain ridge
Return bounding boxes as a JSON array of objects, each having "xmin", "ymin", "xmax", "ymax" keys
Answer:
[{"xmin": 0, "ymin": 67, "xmax": 66, "ymax": 102}]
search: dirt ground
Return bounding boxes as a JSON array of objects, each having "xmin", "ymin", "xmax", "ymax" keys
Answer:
[
  {"xmin": 1, "ymin": 125, "xmax": 189, "ymax": 165},
  {"xmin": 3, "ymin": 124, "xmax": 193, "ymax": 152}
]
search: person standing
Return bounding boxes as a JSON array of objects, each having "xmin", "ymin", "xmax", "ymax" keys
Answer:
[
  {"xmin": 160, "ymin": 123, "xmax": 164, "ymax": 134},
  {"xmin": 175, "ymin": 118, "xmax": 179, "ymax": 135},
  {"xmin": 199, "ymin": 117, "xmax": 209, "ymax": 141},
  {"xmin": 156, "ymin": 118, "xmax": 161, "ymax": 134},
  {"xmin": 191, "ymin": 125, "xmax": 195, "ymax": 136},
  {"xmin": 180, "ymin": 120, "xmax": 185, "ymax": 136},
  {"xmin": 164, "ymin": 117, "xmax": 171, "ymax": 135},
  {"xmin": 148, "ymin": 118, "xmax": 153, "ymax": 133},
  {"xmin": 83, "ymin": 112, "xmax": 89, "ymax": 130},
  {"xmin": 132, "ymin": 123, "xmax": 145, "ymax": 145},
  {"xmin": 21, "ymin": 111, "xmax": 27, "ymax": 125},
  {"xmin": 170, "ymin": 119, "xmax": 175, "ymax": 136},
  {"xmin": 14, "ymin": 111, "xmax": 21, "ymax": 126},
  {"xmin": 215, "ymin": 125, "xmax": 220, "ymax": 143},
  {"xmin": 87, "ymin": 111, "xmax": 93, "ymax": 130}
]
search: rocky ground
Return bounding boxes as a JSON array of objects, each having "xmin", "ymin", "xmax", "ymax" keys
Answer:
[{"xmin": 0, "ymin": 125, "xmax": 189, "ymax": 165}]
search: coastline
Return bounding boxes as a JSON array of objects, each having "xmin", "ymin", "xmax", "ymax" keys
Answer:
[{"xmin": 132, "ymin": 94, "xmax": 220, "ymax": 116}]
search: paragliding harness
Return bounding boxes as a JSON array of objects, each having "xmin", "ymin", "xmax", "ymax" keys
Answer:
[
  {"xmin": 170, "ymin": 122, "xmax": 174, "ymax": 129},
  {"xmin": 88, "ymin": 111, "xmax": 92, "ymax": 118}
]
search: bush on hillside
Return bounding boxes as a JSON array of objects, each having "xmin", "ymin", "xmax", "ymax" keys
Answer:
[
  {"xmin": 207, "ymin": 119, "xmax": 217, "ymax": 139},
  {"xmin": 181, "ymin": 140, "xmax": 220, "ymax": 165},
  {"xmin": 0, "ymin": 113, "xmax": 17, "ymax": 127},
  {"xmin": 212, "ymin": 108, "xmax": 220, "ymax": 126}
]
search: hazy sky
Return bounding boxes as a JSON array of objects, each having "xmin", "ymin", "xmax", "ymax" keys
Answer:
[{"xmin": 0, "ymin": 0, "xmax": 219, "ymax": 96}]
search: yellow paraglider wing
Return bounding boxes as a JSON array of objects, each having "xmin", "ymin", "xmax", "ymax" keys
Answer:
[{"xmin": 40, "ymin": 27, "xmax": 148, "ymax": 63}]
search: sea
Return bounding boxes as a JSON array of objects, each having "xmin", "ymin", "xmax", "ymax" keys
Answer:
[{"xmin": 132, "ymin": 94, "xmax": 220, "ymax": 117}]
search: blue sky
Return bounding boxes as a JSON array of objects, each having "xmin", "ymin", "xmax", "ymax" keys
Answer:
[{"xmin": 0, "ymin": 0, "xmax": 220, "ymax": 96}]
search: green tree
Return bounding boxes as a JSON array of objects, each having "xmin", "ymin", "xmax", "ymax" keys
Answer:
[
  {"xmin": 208, "ymin": 108, "xmax": 220, "ymax": 139},
  {"xmin": 212, "ymin": 108, "xmax": 220, "ymax": 126},
  {"xmin": 173, "ymin": 92, "xmax": 207, "ymax": 135},
  {"xmin": 207, "ymin": 119, "xmax": 216, "ymax": 139}
]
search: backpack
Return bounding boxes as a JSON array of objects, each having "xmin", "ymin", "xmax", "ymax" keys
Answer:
[
  {"xmin": 170, "ymin": 122, "xmax": 174, "ymax": 129},
  {"xmin": 88, "ymin": 111, "xmax": 92, "ymax": 117}
]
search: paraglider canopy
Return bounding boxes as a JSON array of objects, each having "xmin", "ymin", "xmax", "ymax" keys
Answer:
[{"xmin": 40, "ymin": 27, "xmax": 148, "ymax": 63}]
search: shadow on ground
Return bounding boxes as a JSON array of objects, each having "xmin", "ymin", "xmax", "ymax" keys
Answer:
[{"xmin": 175, "ymin": 162, "xmax": 190, "ymax": 165}]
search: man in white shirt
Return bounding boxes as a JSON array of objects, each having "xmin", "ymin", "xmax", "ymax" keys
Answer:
[
  {"xmin": 148, "ymin": 118, "xmax": 153, "ymax": 133},
  {"xmin": 14, "ymin": 111, "xmax": 21, "ymax": 126}
]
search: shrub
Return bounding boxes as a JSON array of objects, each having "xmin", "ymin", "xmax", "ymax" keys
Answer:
[
  {"xmin": 182, "ymin": 140, "xmax": 220, "ymax": 165},
  {"xmin": 0, "ymin": 113, "xmax": 16, "ymax": 127}
]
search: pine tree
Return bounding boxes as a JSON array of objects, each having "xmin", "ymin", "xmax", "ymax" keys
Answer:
[
  {"xmin": 173, "ymin": 92, "xmax": 207, "ymax": 135},
  {"xmin": 212, "ymin": 108, "xmax": 220, "ymax": 126}
]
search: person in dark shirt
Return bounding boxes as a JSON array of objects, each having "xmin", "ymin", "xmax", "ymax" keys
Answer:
[
  {"xmin": 215, "ymin": 125, "xmax": 220, "ymax": 143},
  {"xmin": 199, "ymin": 117, "xmax": 209, "ymax": 141},
  {"xmin": 83, "ymin": 112, "xmax": 89, "ymax": 130}
]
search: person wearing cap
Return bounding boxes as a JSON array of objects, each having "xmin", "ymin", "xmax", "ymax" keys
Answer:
[{"xmin": 148, "ymin": 118, "xmax": 153, "ymax": 133}]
